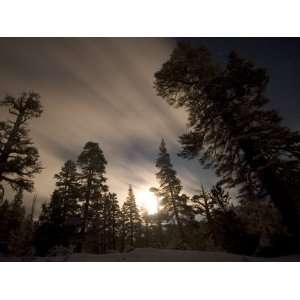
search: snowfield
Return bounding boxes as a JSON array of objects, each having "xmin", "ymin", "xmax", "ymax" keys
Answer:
[{"xmin": 1, "ymin": 248, "xmax": 300, "ymax": 262}]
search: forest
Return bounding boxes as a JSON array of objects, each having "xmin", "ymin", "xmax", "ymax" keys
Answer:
[{"xmin": 1, "ymin": 42, "xmax": 300, "ymax": 259}]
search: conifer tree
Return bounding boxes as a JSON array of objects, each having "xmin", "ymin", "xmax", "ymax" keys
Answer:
[
  {"xmin": 191, "ymin": 186, "xmax": 214, "ymax": 222},
  {"xmin": 47, "ymin": 191, "xmax": 66, "ymax": 226},
  {"xmin": 154, "ymin": 139, "xmax": 188, "ymax": 247},
  {"xmin": 107, "ymin": 192, "xmax": 122, "ymax": 250},
  {"xmin": 0, "ymin": 188, "xmax": 27, "ymax": 255},
  {"xmin": 191, "ymin": 186, "xmax": 216, "ymax": 244},
  {"xmin": 93, "ymin": 192, "xmax": 122, "ymax": 253},
  {"xmin": 122, "ymin": 185, "xmax": 142, "ymax": 248},
  {"xmin": 154, "ymin": 42, "xmax": 300, "ymax": 239},
  {"xmin": 0, "ymin": 92, "xmax": 43, "ymax": 193},
  {"xmin": 7, "ymin": 191, "xmax": 33, "ymax": 256},
  {"xmin": 34, "ymin": 191, "xmax": 66, "ymax": 255},
  {"xmin": 90, "ymin": 192, "xmax": 116, "ymax": 253},
  {"xmin": 8, "ymin": 188, "xmax": 26, "ymax": 237},
  {"xmin": 29, "ymin": 194, "xmax": 37, "ymax": 223},
  {"xmin": 77, "ymin": 142, "xmax": 108, "ymax": 246},
  {"xmin": 21, "ymin": 195, "xmax": 37, "ymax": 256},
  {"xmin": 210, "ymin": 184, "xmax": 230, "ymax": 214},
  {"xmin": 35, "ymin": 161, "xmax": 82, "ymax": 253},
  {"xmin": 54, "ymin": 160, "xmax": 81, "ymax": 224},
  {"xmin": 120, "ymin": 208, "xmax": 126, "ymax": 252},
  {"xmin": 89, "ymin": 193, "xmax": 104, "ymax": 253}
]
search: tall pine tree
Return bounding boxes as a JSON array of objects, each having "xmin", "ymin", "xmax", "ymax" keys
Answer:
[
  {"xmin": 122, "ymin": 185, "xmax": 141, "ymax": 249},
  {"xmin": 34, "ymin": 191, "xmax": 64, "ymax": 255},
  {"xmin": 154, "ymin": 42, "xmax": 300, "ymax": 241},
  {"xmin": 0, "ymin": 92, "xmax": 43, "ymax": 195},
  {"xmin": 77, "ymin": 142, "xmax": 108, "ymax": 249},
  {"xmin": 154, "ymin": 139, "xmax": 188, "ymax": 247},
  {"xmin": 0, "ymin": 188, "xmax": 29, "ymax": 255},
  {"xmin": 54, "ymin": 160, "xmax": 81, "ymax": 224},
  {"xmin": 107, "ymin": 192, "xmax": 122, "ymax": 250}
]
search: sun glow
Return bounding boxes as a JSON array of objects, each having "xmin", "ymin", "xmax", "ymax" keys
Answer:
[{"xmin": 136, "ymin": 190, "xmax": 158, "ymax": 215}]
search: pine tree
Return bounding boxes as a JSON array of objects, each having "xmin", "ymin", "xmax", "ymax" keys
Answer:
[
  {"xmin": 77, "ymin": 142, "xmax": 108, "ymax": 248},
  {"xmin": 122, "ymin": 185, "xmax": 142, "ymax": 248},
  {"xmin": 21, "ymin": 195, "xmax": 37, "ymax": 256},
  {"xmin": 120, "ymin": 208, "xmax": 126, "ymax": 252},
  {"xmin": 34, "ymin": 191, "xmax": 66, "ymax": 255},
  {"xmin": 89, "ymin": 193, "xmax": 104, "ymax": 253},
  {"xmin": 192, "ymin": 186, "xmax": 214, "ymax": 221},
  {"xmin": 90, "ymin": 192, "xmax": 115, "ymax": 253},
  {"xmin": 29, "ymin": 194, "xmax": 37, "ymax": 223},
  {"xmin": 210, "ymin": 184, "xmax": 230, "ymax": 214},
  {"xmin": 35, "ymin": 160, "xmax": 82, "ymax": 252},
  {"xmin": 191, "ymin": 186, "xmax": 216, "ymax": 244},
  {"xmin": 96, "ymin": 192, "xmax": 122, "ymax": 253},
  {"xmin": 5, "ymin": 189, "xmax": 27, "ymax": 255},
  {"xmin": 154, "ymin": 139, "xmax": 188, "ymax": 247},
  {"xmin": 54, "ymin": 160, "xmax": 81, "ymax": 224},
  {"xmin": 0, "ymin": 92, "xmax": 43, "ymax": 193},
  {"xmin": 107, "ymin": 192, "xmax": 122, "ymax": 250},
  {"xmin": 154, "ymin": 42, "xmax": 300, "ymax": 240},
  {"xmin": 8, "ymin": 188, "xmax": 26, "ymax": 234},
  {"xmin": 47, "ymin": 191, "xmax": 65, "ymax": 226}
]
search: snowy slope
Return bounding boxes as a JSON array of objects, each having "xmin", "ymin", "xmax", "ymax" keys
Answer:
[{"xmin": 1, "ymin": 248, "xmax": 300, "ymax": 262}]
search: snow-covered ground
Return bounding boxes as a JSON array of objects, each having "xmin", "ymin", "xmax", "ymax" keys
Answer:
[{"xmin": 1, "ymin": 248, "xmax": 300, "ymax": 262}]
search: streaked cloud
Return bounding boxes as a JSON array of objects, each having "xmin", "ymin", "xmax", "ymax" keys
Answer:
[{"xmin": 0, "ymin": 38, "xmax": 215, "ymax": 211}]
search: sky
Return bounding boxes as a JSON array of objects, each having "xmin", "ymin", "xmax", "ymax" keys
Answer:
[{"xmin": 0, "ymin": 38, "xmax": 299, "ymax": 212}]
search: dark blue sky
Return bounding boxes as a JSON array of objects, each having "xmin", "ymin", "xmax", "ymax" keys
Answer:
[{"xmin": 180, "ymin": 38, "xmax": 300, "ymax": 129}]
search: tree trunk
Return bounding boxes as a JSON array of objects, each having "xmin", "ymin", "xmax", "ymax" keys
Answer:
[
  {"xmin": 130, "ymin": 216, "xmax": 134, "ymax": 248},
  {"xmin": 241, "ymin": 139, "xmax": 300, "ymax": 242},
  {"xmin": 222, "ymin": 108, "xmax": 300, "ymax": 242},
  {"xmin": 169, "ymin": 187, "xmax": 187, "ymax": 248},
  {"xmin": 80, "ymin": 174, "xmax": 92, "ymax": 251},
  {"xmin": 157, "ymin": 213, "xmax": 164, "ymax": 247}
]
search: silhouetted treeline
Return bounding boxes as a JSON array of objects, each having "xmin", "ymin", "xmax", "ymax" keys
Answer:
[
  {"xmin": 1, "ymin": 42, "xmax": 300, "ymax": 257},
  {"xmin": 35, "ymin": 144, "xmax": 143, "ymax": 255}
]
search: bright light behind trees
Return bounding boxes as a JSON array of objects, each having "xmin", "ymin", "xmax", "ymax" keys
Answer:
[{"xmin": 136, "ymin": 189, "xmax": 158, "ymax": 215}]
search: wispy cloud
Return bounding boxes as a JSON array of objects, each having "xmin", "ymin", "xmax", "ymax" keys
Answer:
[{"xmin": 0, "ymin": 38, "xmax": 215, "ymax": 210}]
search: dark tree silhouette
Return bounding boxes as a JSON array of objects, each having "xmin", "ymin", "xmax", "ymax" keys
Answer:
[
  {"xmin": 90, "ymin": 191, "xmax": 121, "ymax": 253},
  {"xmin": 154, "ymin": 139, "xmax": 189, "ymax": 248},
  {"xmin": 0, "ymin": 188, "xmax": 35, "ymax": 255},
  {"xmin": 192, "ymin": 186, "xmax": 214, "ymax": 226},
  {"xmin": 34, "ymin": 160, "xmax": 82, "ymax": 255},
  {"xmin": 106, "ymin": 192, "xmax": 122, "ymax": 250},
  {"xmin": 0, "ymin": 92, "xmax": 43, "ymax": 197},
  {"xmin": 77, "ymin": 142, "xmax": 108, "ymax": 249},
  {"xmin": 154, "ymin": 42, "xmax": 300, "ymax": 241},
  {"xmin": 122, "ymin": 185, "xmax": 142, "ymax": 249},
  {"xmin": 0, "ymin": 198, "xmax": 10, "ymax": 251},
  {"xmin": 34, "ymin": 191, "xmax": 65, "ymax": 255},
  {"xmin": 54, "ymin": 160, "xmax": 81, "ymax": 224},
  {"xmin": 210, "ymin": 184, "xmax": 230, "ymax": 214},
  {"xmin": 191, "ymin": 186, "xmax": 218, "ymax": 246}
]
